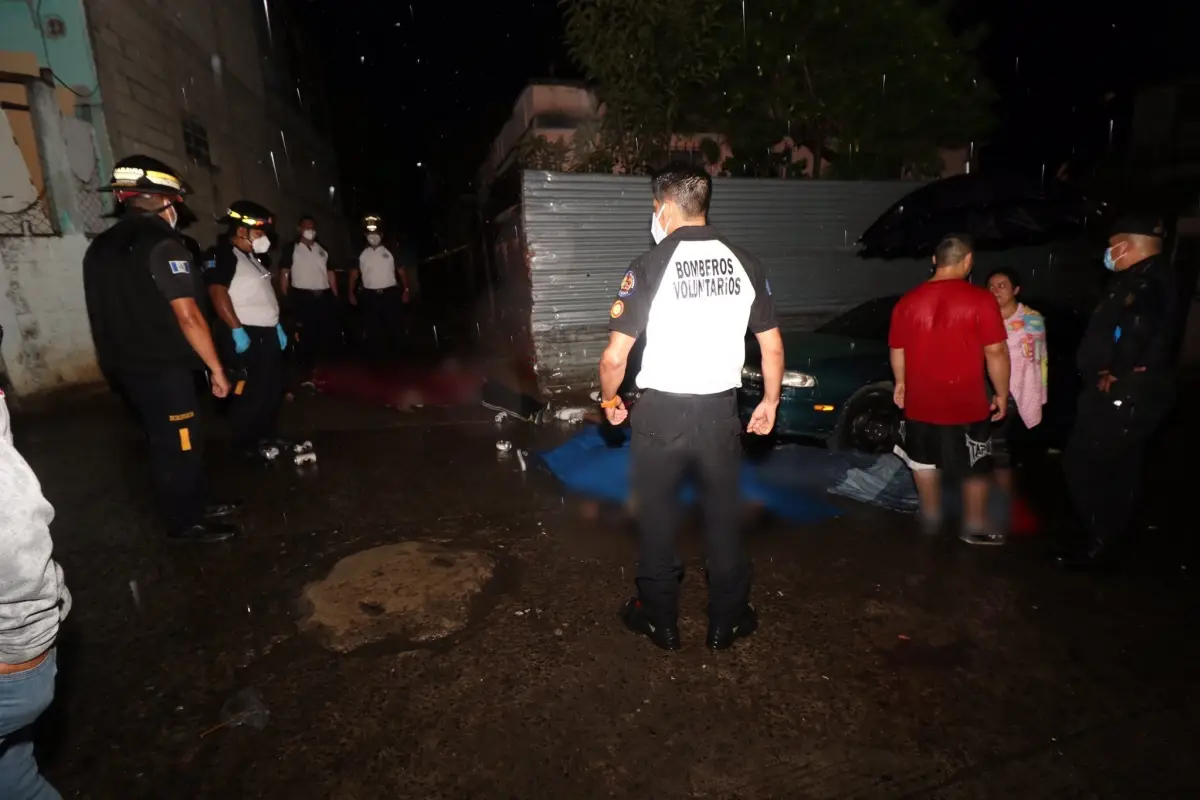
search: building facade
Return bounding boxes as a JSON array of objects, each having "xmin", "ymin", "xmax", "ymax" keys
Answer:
[
  {"xmin": 84, "ymin": 0, "xmax": 346, "ymax": 248},
  {"xmin": 0, "ymin": 0, "xmax": 344, "ymax": 398}
]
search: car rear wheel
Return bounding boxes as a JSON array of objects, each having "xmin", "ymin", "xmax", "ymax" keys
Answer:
[{"xmin": 831, "ymin": 383, "xmax": 901, "ymax": 455}]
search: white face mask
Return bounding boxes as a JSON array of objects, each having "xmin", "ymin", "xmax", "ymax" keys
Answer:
[
  {"xmin": 302, "ymin": 229, "xmax": 316, "ymax": 241},
  {"xmin": 163, "ymin": 204, "xmax": 179, "ymax": 230},
  {"xmin": 367, "ymin": 234, "xmax": 381, "ymax": 247},
  {"xmin": 251, "ymin": 234, "xmax": 271, "ymax": 254},
  {"xmin": 650, "ymin": 206, "xmax": 668, "ymax": 244}
]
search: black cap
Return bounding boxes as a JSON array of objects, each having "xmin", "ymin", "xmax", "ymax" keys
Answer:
[
  {"xmin": 219, "ymin": 200, "xmax": 274, "ymax": 229},
  {"xmin": 1112, "ymin": 211, "xmax": 1165, "ymax": 238},
  {"xmin": 101, "ymin": 154, "xmax": 189, "ymax": 196}
]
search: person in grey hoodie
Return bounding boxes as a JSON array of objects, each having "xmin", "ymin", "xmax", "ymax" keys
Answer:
[{"xmin": 0, "ymin": 386, "xmax": 71, "ymax": 799}]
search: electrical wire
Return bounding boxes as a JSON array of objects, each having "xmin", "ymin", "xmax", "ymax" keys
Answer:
[{"xmin": 33, "ymin": 0, "xmax": 98, "ymax": 99}]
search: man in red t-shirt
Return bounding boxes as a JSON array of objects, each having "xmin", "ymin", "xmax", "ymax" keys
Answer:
[{"xmin": 888, "ymin": 234, "xmax": 1011, "ymax": 544}]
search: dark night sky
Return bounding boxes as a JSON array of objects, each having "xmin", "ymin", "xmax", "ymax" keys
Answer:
[
  {"xmin": 297, "ymin": 0, "xmax": 1193, "ymax": 252},
  {"xmin": 297, "ymin": 0, "xmax": 573, "ymax": 245}
]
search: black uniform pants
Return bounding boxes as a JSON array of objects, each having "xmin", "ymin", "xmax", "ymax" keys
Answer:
[
  {"xmin": 1063, "ymin": 385, "xmax": 1169, "ymax": 550},
  {"xmin": 291, "ymin": 289, "xmax": 338, "ymax": 376},
  {"xmin": 630, "ymin": 389, "xmax": 749, "ymax": 626},
  {"xmin": 360, "ymin": 286, "xmax": 404, "ymax": 360},
  {"xmin": 229, "ymin": 326, "xmax": 284, "ymax": 450},
  {"xmin": 118, "ymin": 368, "xmax": 206, "ymax": 532}
]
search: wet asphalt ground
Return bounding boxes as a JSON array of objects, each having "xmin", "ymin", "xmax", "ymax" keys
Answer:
[{"xmin": 13, "ymin": 381, "xmax": 1200, "ymax": 799}]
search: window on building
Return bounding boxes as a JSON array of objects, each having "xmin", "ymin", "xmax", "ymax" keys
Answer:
[{"xmin": 182, "ymin": 116, "xmax": 211, "ymax": 166}]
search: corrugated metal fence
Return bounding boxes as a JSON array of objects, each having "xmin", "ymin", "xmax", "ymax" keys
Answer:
[{"xmin": 519, "ymin": 171, "xmax": 1082, "ymax": 397}]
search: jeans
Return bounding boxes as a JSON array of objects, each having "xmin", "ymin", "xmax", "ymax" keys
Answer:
[{"xmin": 0, "ymin": 649, "xmax": 60, "ymax": 800}]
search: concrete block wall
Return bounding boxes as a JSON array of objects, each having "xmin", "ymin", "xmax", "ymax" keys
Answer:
[
  {"xmin": 0, "ymin": 235, "xmax": 103, "ymax": 395},
  {"xmin": 83, "ymin": 0, "xmax": 348, "ymax": 257}
]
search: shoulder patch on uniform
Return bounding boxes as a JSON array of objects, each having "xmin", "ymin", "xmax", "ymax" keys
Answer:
[
  {"xmin": 618, "ymin": 270, "xmax": 636, "ymax": 297},
  {"xmin": 610, "ymin": 300, "xmax": 624, "ymax": 318},
  {"xmin": 168, "ymin": 260, "xmax": 190, "ymax": 274}
]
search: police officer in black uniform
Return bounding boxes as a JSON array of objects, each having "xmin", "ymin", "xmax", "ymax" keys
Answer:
[
  {"xmin": 205, "ymin": 201, "xmax": 289, "ymax": 461},
  {"xmin": 82, "ymin": 155, "xmax": 240, "ymax": 543},
  {"xmin": 1059, "ymin": 212, "xmax": 1176, "ymax": 569},
  {"xmin": 598, "ymin": 164, "xmax": 785, "ymax": 650}
]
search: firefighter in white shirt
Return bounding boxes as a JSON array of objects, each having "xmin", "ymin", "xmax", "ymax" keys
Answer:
[
  {"xmin": 278, "ymin": 215, "xmax": 339, "ymax": 384},
  {"xmin": 598, "ymin": 164, "xmax": 785, "ymax": 652},
  {"xmin": 205, "ymin": 201, "xmax": 289, "ymax": 461},
  {"xmin": 349, "ymin": 215, "xmax": 410, "ymax": 360}
]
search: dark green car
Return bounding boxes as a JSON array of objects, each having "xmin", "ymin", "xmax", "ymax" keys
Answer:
[
  {"xmin": 738, "ymin": 293, "xmax": 1087, "ymax": 453},
  {"xmin": 739, "ymin": 296, "xmax": 902, "ymax": 453}
]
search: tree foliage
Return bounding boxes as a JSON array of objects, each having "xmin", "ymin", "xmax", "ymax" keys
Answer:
[
  {"xmin": 513, "ymin": 126, "xmax": 616, "ymax": 174},
  {"xmin": 562, "ymin": 0, "xmax": 994, "ymax": 178},
  {"xmin": 561, "ymin": 0, "xmax": 729, "ymax": 172},
  {"xmin": 724, "ymin": 0, "xmax": 994, "ymax": 178}
]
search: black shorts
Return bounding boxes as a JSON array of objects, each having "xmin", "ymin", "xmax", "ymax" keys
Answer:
[{"xmin": 895, "ymin": 418, "xmax": 995, "ymax": 478}]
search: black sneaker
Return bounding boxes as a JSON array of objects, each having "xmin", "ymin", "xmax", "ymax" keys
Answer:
[
  {"xmin": 168, "ymin": 521, "xmax": 240, "ymax": 543},
  {"xmin": 707, "ymin": 603, "xmax": 758, "ymax": 650},
  {"xmin": 204, "ymin": 500, "xmax": 243, "ymax": 519},
  {"xmin": 619, "ymin": 598, "xmax": 680, "ymax": 651}
]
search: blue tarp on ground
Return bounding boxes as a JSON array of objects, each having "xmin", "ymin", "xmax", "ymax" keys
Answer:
[{"xmin": 536, "ymin": 426, "xmax": 843, "ymax": 524}]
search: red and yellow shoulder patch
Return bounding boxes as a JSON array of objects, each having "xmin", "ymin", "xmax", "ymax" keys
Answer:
[{"xmin": 610, "ymin": 300, "xmax": 624, "ymax": 318}]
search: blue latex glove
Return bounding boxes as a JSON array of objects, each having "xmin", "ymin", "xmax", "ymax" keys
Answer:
[
  {"xmin": 276, "ymin": 323, "xmax": 287, "ymax": 351},
  {"xmin": 232, "ymin": 327, "xmax": 251, "ymax": 354}
]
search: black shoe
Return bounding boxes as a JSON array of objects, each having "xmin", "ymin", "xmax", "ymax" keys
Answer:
[
  {"xmin": 619, "ymin": 598, "xmax": 680, "ymax": 651},
  {"xmin": 707, "ymin": 603, "xmax": 758, "ymax": 650},
  {"xmin": 204, "ymin": 500, "xmax": 243, "ymax": 519},
  {"xmin": 168, "ymin": 521, "xmax": 240, "ymax": 543}
]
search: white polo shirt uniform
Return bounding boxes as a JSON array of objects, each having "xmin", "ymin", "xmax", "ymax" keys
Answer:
[
  {"xmin": 285, "ymin": 241, "xmax": 330, "ymax": 290},
  {"xmin": 609, "ymin": 225, "xmax": 778, "ymax": 394},
  {"xmin": 208, "ymin": 246, "xmax": 280, "ymax": 327},
  {"xmin": 358, "ymin": 245, "xmax": 398, "ymax": 290}
]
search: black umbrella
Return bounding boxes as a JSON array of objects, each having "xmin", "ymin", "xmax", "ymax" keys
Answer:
[{"xmin": 857, "ymin": 173, "xmax": 1086, "ymax": 258}]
